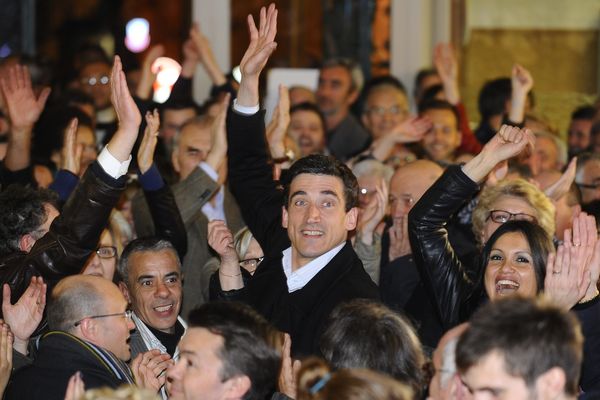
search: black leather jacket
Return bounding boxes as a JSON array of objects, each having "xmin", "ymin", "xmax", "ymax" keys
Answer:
[
  {"xmin": 0, "ymin": 162, "xmax": 126, "ymax": 319},
  {"xmin": 408, "ymin": 165, "xmax": 483, "ymax": 329}
]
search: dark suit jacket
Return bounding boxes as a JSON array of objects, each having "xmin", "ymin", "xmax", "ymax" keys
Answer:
[
  {"xmin": 133, "ymin": 165, "xmax": 245, "ymax": 318},
  {"xmin": 6, "ymin": 332, "xmax": 129, "ymax": 400},
  {"xmin": 217, "ymin": 108, "xmax": 379, "ymax": 356}
]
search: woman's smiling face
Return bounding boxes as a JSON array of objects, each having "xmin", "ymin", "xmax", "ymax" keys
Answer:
[{"xmin": 484, "ymin": 231, "xmax": 538, "ymax": 301}]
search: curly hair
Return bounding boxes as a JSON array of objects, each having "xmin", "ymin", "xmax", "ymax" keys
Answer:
[
  {"xmin": 0, "ymin": 185, "xmax": 58, "ymax": 256},
  {"xmin": 472, "ymin": 179, "xmax": 555, "ymax": 246}
]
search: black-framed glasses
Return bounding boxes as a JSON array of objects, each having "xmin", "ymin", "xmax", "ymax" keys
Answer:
[
  {"xmin": 81, "ymin": 75, "xmax": 110, "ymax": 86},
  {"xmin": 73, "ymin": 310, "xmax": 133, "ymax": 327},
  {"xmin": 96, "ymin": 246, "xmax": 117, "ymax": 259},
  {"xmin": 487, "ymin": 210, "xmax": 537, "ymax": 224},
  {"xmin": 239, "ymin": 257, "xmax": 264, "ymax": 270}
]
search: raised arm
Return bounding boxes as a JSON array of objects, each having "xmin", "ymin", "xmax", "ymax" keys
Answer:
[{"xmin": 508, "ymin": 64, "xmax": 533, "ymax": 124}]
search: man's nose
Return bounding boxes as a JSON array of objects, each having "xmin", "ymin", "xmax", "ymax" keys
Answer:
[{"xmin": 306, "ymin": 204, "xmax": 321, "ymax": 223}]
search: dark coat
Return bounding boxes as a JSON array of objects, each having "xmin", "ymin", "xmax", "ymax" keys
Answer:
[
  {"xmin": 6, "ymin": 332, "xmax": 130, "ymax": 400},
  {"xmin": 215, "ymin": 108, "xmax": 379, "ymax": 356}
]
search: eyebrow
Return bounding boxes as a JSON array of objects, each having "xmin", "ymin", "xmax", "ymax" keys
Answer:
[
  {"xmin": 137, "ymin": 272, "xmax": 180, "ymax": 282},
  {"xmin": 179, "ymin": 350, "xmax": 196, "ymax": 357},
  {"xmin": 290, "ymin": 190, "xmax": 340, "ymax": 200},
  {"xmin": 185, "ymin": 146, "xmax": 201, "ymax": 152}
]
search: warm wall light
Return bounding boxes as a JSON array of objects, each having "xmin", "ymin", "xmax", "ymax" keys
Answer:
[
  {"xmin": 125, "ymin": 18, "xmax": 150, "ymax": 53},
  {"xmin": 151, "ymin": 57, "xmax": 182, "ymax": 103}
]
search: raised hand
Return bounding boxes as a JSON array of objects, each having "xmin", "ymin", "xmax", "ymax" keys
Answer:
[
  {"xmin": 462, "ymin": 125, "xmax": 535, "ymax": 183},
  {"xmin": 266, "ymin": 85, "xmax": 290, "ymax": 158},
  {"xmin": 357, "ymin": 178, "xmax": 388, "ymax": 247},
  {"xmin": 545, "ymin": 244, "xmax": 590, "ymax": 309},
  {"xmin": 0, "ymin": 64, "xmax": 50, "ymax": 132},
  {"xmin": 61, "ymin": 118, "xmax": 83, "ymax": 176},
  {"xmin": 0, "ymin": 322, "xmax": 13, "ymax": 399},
  {"xmin": 136, "ymin": 45, "xmax": 165, "ymax": 100},
  {"xmin": 130, "ymin": 349, "xmax": 173, "ymax": 392},
  {"xmin": 389, "ymin": 215, "xmax": 411, "ymax": 261},
  {"xmin": 63, "ymin": 371, "xmax": 85, "ymax": 400},
  {"xmin": 570, "ymin": 212, "xmax": 600, "ymax": 301},
  {"xmin": 2, "ymin": 276, "xmax": 46, "ymax": 355},
  {"xmin": 544, "ymin": 157, "xmax": 577, "ymax": 202},
  {"xmin": 205, "ymin": 93, "xmax": 231, "ymax": 176},
  {"xmin": 207, "ymin": 220, "xmax": 238, "ymax": 262},
  {"xmin": 108, "ymin": 55, "xmax": 142, "ymax": 162},
  {"xmin": 137, "ymin": 109, "xmax": 160, "ymax": 174},
  {"xmin": 237, "ymin": 4, "xmax": 278, "ymax": 107},
  {"xmin": 511, "ymin": 64, "xmax": 534, "ymax": 97},
  {"xmin": 187, "ymin": 23, "xmax": 227, "ymax": 85},
  {"xmin": 278, "ymin": 333, "xmax": 301, "ymax": 399},
  {"xmin": 433, "ymin": 43, "xmax": 460, "ymax": 105},
  {"xmin": 391, "ymin": 116, "xmax": 432, "ymax": 143}
]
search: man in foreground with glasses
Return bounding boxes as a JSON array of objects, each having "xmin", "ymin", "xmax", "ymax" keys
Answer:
[{"xmin": 6, "ymin": 275, "xmax": 170, "ymax": 399}]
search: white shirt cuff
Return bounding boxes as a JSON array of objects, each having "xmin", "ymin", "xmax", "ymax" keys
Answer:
[
  {"xmin": 97, "ymin": 146, "xmax": 132, "ymax": 179},
  {"xmin": 233, "ymin": 99, "xmax": 259, "ymax": 115},
  {"xmin": 198, "ymin": 162, "xmax": 219, "ymax": 182}
]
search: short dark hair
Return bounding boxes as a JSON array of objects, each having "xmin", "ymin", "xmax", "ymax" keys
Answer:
[
  {"xmin": 118, "ymin": 238, "xmax": 180, "ymax": 284},
  {"xmin": 281, "ymin": 154, "xmax": 359, "ymax": 211},
  {"xmin": 571, "ymin": 105, "xmax": 596, "ymax": 121},
  {"xmin": 321, "ymin": 58, "xmax": 364, "ymax": 93},
  {"xmin": 418, "ymin": 98, "xmax": 460, "ymax": 130},
  {"xmin": 478, "ymin": 78, "xmax": 512, "ymax": 121},
  {"xmin": 290, "ymin": 102, "xmax": 326, "ymax": 131},
  {"xmin": 320, "ymin": 299, "xmax": 425, "ymax": 395},
  {"xmin": 0, "ymin": 185, "xmax": 58, "ymax": 257},
  {"xmin": 363, "ymin": 75, "xmax": 407, "ymax": 98},
  {"xmin": 480, "ymin": 220, "xmax": 553, "ymax": 294},
  {"xmin": 456, "ymin": 297, "xmax": 583, "ymax": 396},
  {"xmin": 413, "ymin": 68, "xmax": 438, "ymax": 100},
  {"xmin": 188, "ymin": 302, "xmax": 281, "ymax": 400}
]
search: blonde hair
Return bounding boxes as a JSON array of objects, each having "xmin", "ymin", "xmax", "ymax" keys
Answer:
[
  {"xmin": 297, "ymin": 358, "xmax": 414, "ymax": 400},
  {"xmin": 82, "ymin": 385, "xmax": 160, "ymax": 400},
  {"xmin": 472, "ymin": 179, "xmax": 555, "ymax": 246}
]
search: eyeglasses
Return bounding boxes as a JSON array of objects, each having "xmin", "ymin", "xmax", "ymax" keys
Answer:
[
  {"xmin": 487, "ymin": 210, "xmax": 537, "ymax": 224},
  {"xmin": 96, "ymin": 246, "xmax": 117, "ymax": 259},
  {"xmin": 239, "ymin": 257, "xmax": 264, "ymax": 271},
  {"xmin": 81, "ymin": 75, "xmax": 110, "ymax": 86},
  {"xmin": 73, "ymin": 309, "xmax": 133, "ymax": 327},
  {"xmin": 366, "ymin": 105, "xmax": 409, "ymax": 118}
]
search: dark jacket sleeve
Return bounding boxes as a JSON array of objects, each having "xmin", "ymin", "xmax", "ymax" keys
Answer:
[
  {"xmin": 1, "ymin": 161, "xmax": 126, "ymax": 306},
  {"xmin": 407, "ymin": 165, "xmax": 480, "ymax": 328},
  {"xmin": 226, "ymin": 108, "xmax": 290, "ymax": 254},
  {"xmin": 574, "ymin": 296, "xmax": 600, "ymax": 392},
  {"xmin": 0, "ymin": 163, "xmax": 36, "ymax": 189}
]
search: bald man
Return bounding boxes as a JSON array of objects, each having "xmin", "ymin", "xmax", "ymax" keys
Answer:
[
  {"xmin": 7, "ymin": 275, "xmax": 137, "ymax": 399},
  {"xmin": 428, "ymin": 324, "xmax": 471, "ymax": 400}
]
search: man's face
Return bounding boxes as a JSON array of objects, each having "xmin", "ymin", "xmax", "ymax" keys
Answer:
[
  {"xmin": 79, "ymin": 62, "xmax": 112, "ymax": 110},
  {"xmin": 167, "ymin": 328, "xmax": 233, "ymax": 400},
  {"xmin": 462, "ymin": 351, "xmax": 534, "ymax": 400},
  {"xmin": 316, "ymin": 66, "xmax": 356, "ymax": 117},
  {"xmin": 389, "ymin": 164, "xmax": 441, "ymax": 220},
  {"xmin": 421, "ymin": 108, "xmax": 461, "ymax": 162},
  {"xmin": 362, "ymin": 87, "xmax": 410, "ymax": 140},
  {"xmin": 162, "ymin": 108, "xmax": 197, "ymax": 142},
  {"xmin": 578, "ymin": 159, "xmax": 600, "ymax": 204},
  {"xmin": 282, "ymin": 173, "xmax": 357, "ymax": 269},
  {"xmin": 522, "ymin": 136, "xmax": 559, "ymax": 176},
  {"xmin": 172, "ymin": 123, "xmax": 212, "ymax": 181},
  {"xmin": 94, "ymin": 285, "xmax": 135, "ymax": 361},
  {"xmin": 124, "ymin": 250, "xmax": 182, "ymax": 334},
  {"xmin": 568, "ymin": 119, "xmax": 593, "ymax": 154},
  {"xmin": 288, "ymin": 110, "xmax": 325, "ymax": 157}
]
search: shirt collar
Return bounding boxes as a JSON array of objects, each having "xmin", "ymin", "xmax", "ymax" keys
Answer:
[{"xmin": 281, "ymin": 242, "xmax": 345, "ymax": 293}]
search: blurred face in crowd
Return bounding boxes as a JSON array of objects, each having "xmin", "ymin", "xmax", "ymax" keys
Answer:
[
  {"xmin": 482, "ymin": 196, "xmax": 538, "ymax": 243},
  {"xmin": 76, "ymin": 125, "xmax": 98, "ymax": 176},
  {"xmin": 421, "ymin": 108, "xmax": 461, "ymax": 163},
  {"xmin": 577, "ymin": 158, "xmax": 600, "ymax": 205},
  {"xmin": 172, "ymin": 120, "xmax": 212, "ymax": 181},
  {"xmin": 484, "ymin": 231, "xmax": 537, "ymax": 301},
  {"xmin": 568, "ymin": 118, "xmax": 593, "ymax": 154},
  {"xmin": 287, "ymin": 109, "xmax": 325, "ymax": 157},
  {"xmin": 289, "ymin": 86, "xmax": 316, "ymax": 106},
  {"xmin": 428, "ymin": 324, "xmax": 470, "ymax": 400},
  {"xmin": 83, "ymin": 229, "xmax": 117, "ymax": 280},
  {"xmin": 389, "ymin": 160, "xmax": 443, "ymax": 221},
  {"xmin": 121, "ymin": 249, "xmax": 182, "ymax": 333},
  {"xmin": 282, "ymin": 174, "xmax": 357, "ymax": 269},
  {"xmin": 362, "ymin": 86, "xmax": 410, "ymax": 140},
  {"xmin": 79, "ymin": 62, "xmax": 112, "ymax": 110},
  {"xmin": 316, "ymin": 66, "xmax": 357, "ymax": 120},
  {"xmin": 239, "ymin": 238, "xmax": 264, "ymax": 275},
  {"xmin": 162, "ymin": 108, "xmax": 196, "ymax": 142},
  {"xmin": 521, "ymin": 135, "xmax": 560, "ymax": 176}
]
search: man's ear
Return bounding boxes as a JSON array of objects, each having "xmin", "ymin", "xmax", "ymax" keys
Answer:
[
  {"xmin": 535, "ymin": 367, "xmax": 567, "ymax": 399},
  {"xmin": 345, "ymin": 207, "xmax": 359, "ymax": 231},
  {"xmin": 118, "ymin": 281, "xmax": 131, "ymax": 304},
  {"xmin": 282, "ymin": 206, "xmax": 289, "ymax": 229},
  {"xmin": 18, "ymin": 234, "xmax": 36, "ymax": 253},
  {"xmin": 347, "ymin": 89, "xmax": 359, "ymax": 105},
  {"xmin": 224, "ymin": 375, "xmax": 251, "ymax": 400},
  {"xmin": 78, "ymin": 318, "xmax": 97, "ymax": 342},
  {"xmin": 361, "ymin": 112, "xmax": 369, "ymax": 128}
]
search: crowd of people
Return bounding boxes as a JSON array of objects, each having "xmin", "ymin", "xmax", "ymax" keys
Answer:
[{"xmin": 1, "ymin": 3, "xmax": 600, "ymax": 399}]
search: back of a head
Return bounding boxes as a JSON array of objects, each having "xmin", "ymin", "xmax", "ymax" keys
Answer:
[
  {"xmin": 478, "ymin": 78, "xmax": 511, "ymax": 121},
  {"xmin": 82, "ymin": 385, "xmax": 160, "ymax": 400},
  {"xmin": 282, "ymin": 154, "xmax": 359, "ymax": 211},
  {"xmin": 456, "ymin": 297, "xmax": 583, "ymax": 397},
  {"xmin": 188, "ymin": 302, "xmax": 281, "ymax": 400},
  {"xmin": 297, "ymin": 357, "xmax": 414, "ymax": 400},
  {"xmin": 320, "ymin": 299, "xmax": 424, "ymax": 394},
  {"xmin": 0, "ymin": 185, "xmax": 58, "ymax": 257}
]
